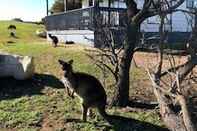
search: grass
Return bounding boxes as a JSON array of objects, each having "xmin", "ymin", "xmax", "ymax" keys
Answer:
[
  {"xmin": 0, "ymin": 97, "xmax": 42, "ymax": 128},
  {"xmin": 0, "ymin": 21, "xmax": 165, "ymax": 131},
  {"xmin": 0, "ymin": 20, "xmax": 44, "ymax": 43}
]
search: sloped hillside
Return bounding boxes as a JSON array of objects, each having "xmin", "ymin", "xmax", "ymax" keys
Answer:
[{"xmin": 0, "ymin": 20, "xmax": 45, "ymax": 43}]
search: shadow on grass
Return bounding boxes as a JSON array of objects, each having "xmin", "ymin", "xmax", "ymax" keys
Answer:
[
  {"xmin": 0, "ymin": 73, "xmax": 64, "ymax": 100},
  {"xmin": 65, "ymin": 118, "xmax": 86, "ymax": 123},
  {"xmin": 65, "ymin": 115, "xmax": 169, "ymax": 131},
  {"xmin": 105, "ymin": 115, "xmax": 169, "ymax": 131},
  {"xmin": 127, "ymin": 100, "xmax": 158, "ymax": 110}
]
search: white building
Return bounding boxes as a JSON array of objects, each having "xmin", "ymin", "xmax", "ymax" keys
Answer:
[{"xmin": 45, "ymin": 0, "xmax": 195, "ymax": 47}]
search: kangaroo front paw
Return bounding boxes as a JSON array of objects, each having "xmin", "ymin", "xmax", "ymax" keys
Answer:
[
  {"xmin": 70, "ymin": 95, "xmax": 75, "ymax": 99},
  {"xmin": 82, "ymin": 118, "xmax": 87, "ymax": 122}
]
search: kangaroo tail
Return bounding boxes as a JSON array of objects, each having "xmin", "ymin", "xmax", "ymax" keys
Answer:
[
  {"xmin": 97, "ymin": 106, "xmax": 133, "ymax": 125},
  {"xmin": 97, "ymin": 106, "xmax": 121, "ymax": 124},
  {"xmin": 98, "ymin": 106, "xmax": 107, "ymax": 117}
]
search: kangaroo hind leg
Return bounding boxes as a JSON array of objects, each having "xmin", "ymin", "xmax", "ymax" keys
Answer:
[{"xmin": 82, "ymin": 103, "xmax": 88, "ymax": 122}]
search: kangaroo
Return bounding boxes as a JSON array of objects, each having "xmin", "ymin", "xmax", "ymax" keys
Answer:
[
  {"xmin": 48, "ymin": 34, "xmax": 58, "ymax": 47},
  {"xmin": 58, "ymin": 59, "xmax": 111, "ymax": 122}
]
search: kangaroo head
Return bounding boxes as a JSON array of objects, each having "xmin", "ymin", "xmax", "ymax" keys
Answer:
[{"xmin": 58, "ymin": 59, "xmax": 73, "ymax": 77}]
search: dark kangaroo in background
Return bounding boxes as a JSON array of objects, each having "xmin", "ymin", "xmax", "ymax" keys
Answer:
[
  {"xmin": 59, "ymin": 59, "xmax": 109, "ymax": 121},
  {"xmin": 8, "ymin": 25, "xmax": 16, "ymax": 37},
  {"xmin": 48, "ymin": 34, "xmax": 58, "ymax": 47}
]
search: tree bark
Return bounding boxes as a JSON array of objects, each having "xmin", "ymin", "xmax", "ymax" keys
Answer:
[
  {"xmin": 153, "ymin": 87, "xmax": 187, "ymax": 131},
  {"xmin": 111, "ymin": 0, "xmax": 140, "ymax": 106},
  {"xmin": 111, "ymin": 22, "xmax": 139, "ymax": 106}
]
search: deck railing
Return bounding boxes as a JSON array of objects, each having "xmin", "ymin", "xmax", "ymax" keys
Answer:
[
  {"xmin": 45, "ymin": 7, "xmax": 95, "ymax": 31},
  {"xmin": 45, "ymin": 7, "xmax": 127, "ymax": 31}
]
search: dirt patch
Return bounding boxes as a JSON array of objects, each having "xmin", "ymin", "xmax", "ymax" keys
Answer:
[
  {"xmin": 130, "ymin": 52, "xmax": 197, "ymax": 101},
  {"xmin": 40, "ymin": 113, "xmax": 65, "ymax": 131},
  {"xmin": 133, "ymin": 52, "xmax": 188, "ymax": 69}
]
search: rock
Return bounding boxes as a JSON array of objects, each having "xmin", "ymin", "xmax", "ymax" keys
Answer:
[
  {"xmin": 36, "ymin": 29, "xmax": 46, "ymax": 38},
  {"xmin": 0, "ymin": 52, "xmax": 34, "ymax": 80}
]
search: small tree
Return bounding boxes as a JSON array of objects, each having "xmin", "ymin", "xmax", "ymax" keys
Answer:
[{"xmin": 86, "ymin": 13, "xmax": 122, "ymax": 88}]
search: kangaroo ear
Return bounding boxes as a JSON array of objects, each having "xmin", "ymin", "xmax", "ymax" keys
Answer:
[
  {"xmin": 58, "ymin": 59, "xmax": 65, "ymax": 65},
  {"xmin": 68, "ymin": 59, "xmax": 73, "ymax": 65}
]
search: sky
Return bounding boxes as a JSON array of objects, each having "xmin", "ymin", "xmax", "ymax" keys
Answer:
[{"xmin": 0, "ymin": 0, "xmax": 55, "ymax": 21}]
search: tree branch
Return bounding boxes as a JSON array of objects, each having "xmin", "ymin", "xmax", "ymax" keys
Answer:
[{"xmin": 144, "ymin": 0, "xmax": 185, "ymax": 19}]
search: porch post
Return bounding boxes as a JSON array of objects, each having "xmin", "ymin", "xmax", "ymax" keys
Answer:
[
  {"xmin": 93, "ymin": 0, "xmax": 100, "ymax": 47},
  {"xmin": 108, "ymin": 0, "xmax": 111, "ymax": 25},
  {"xmin": 64, "ymin": 0, "xmax": 67, "ymax": 11},
  {"xmin": 46, "ymin": 0, "xmax": 49, "ymax": 16},
  {"xmin": 94, "ymin": 0, "xmax": 99, "ymax": 7}
]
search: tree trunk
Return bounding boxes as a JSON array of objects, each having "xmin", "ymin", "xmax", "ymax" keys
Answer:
[
  {"xmin": 111, "ymin": 0, "xmax": 140, "ymax": 106},
  {"xmin": 111, "ymin": 23, "xmax": 139, "ymax": 106}
]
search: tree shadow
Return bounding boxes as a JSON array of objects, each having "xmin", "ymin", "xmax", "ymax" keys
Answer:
[
  {"xmin": 105, "ymin": 114, "xmax": 169, "ymax": 131},
  {"xmin": 127, "ymin": 100, "xmax": 158, "ymax": 110},
  {"xmin": 0, "ymin": 73, "xmax": 64, "ymax": 100},
  {"xmin": 65, "ymin": 115, "xmax": 169, "ymax": 131},
  {"xmin": 65, "ymin": 118, "xmax": 87, "ymax": 123},
  {"xmin": 6, "ymin": 41, "xmax": 16, "ymax": 44},
  {"xmin": 189, "ymin": 96, "xmax": 197, "ymax": 129}
]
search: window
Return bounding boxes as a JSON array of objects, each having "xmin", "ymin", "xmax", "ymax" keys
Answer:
[
  {"xmin": 100, "ymin": 11, "xmax": 109, "ymax": 25},
  {"xmin": 110, "ymin": 12, "xmax": 119, "ymax": 26},
  {"xmin": 89, "ymin": 0, "xmax": 93, "ymax": 6},
  {"xmin": 66, "ymin": 0, "xmax": 82, "ymax": 11},
  {"xmin": 186, "ymin": 0, "xmax": 194, "ymax": 8}
]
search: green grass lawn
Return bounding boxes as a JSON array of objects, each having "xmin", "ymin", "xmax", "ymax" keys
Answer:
[
  {"xmin": 0, "ymin": 21, "xmax": 165, "ymax": 131},
  {"xmin": 0, "ymin": 20, "xmax": 44, "ymax": 43}
]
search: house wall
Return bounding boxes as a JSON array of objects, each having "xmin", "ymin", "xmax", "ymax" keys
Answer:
[
  {"xmin": 98, "ymin": 0, "xmax": 193, "ymax": 32},
  {"xmin": 141, "ymin": 1, "xmax": 193, "ymax": 32},
  {"xmin": 171, "ymin": 2, "xmax": 193, "ymax": 32}
]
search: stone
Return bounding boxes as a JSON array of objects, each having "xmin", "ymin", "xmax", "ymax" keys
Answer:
[{"xmin": 0, "ymin": 52, "xmax": 34, "ymax": 80}]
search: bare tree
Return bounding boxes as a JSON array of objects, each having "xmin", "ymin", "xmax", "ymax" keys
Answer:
[
  {"xmin": 86, "ymin": 15, "xmax": 122, "ymax": 88},
  {"xmin": 147, "ymin": 8, "xmax": 196, "ymax": 131},
  {"xmin": 111, "ymin": 0, "xmax": 185, "ymax": 106},
  {"xmin": 87, "ymin": 1, "xmax": 197, "ymax": 130}
]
